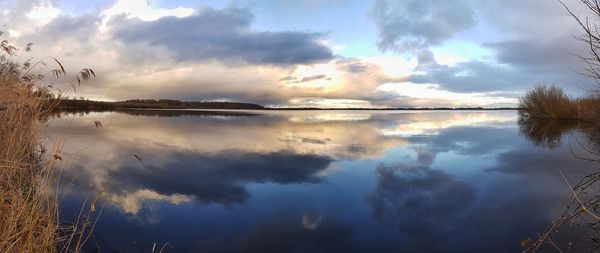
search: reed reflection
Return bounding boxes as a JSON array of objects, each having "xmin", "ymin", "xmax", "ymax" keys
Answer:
[
  {"xmin": 518, "ymin": 116, "xmax": 600, "ymax": 251},
  {"xmin": 519, "ymin": 116, "xmax": 600, "ymax": 154}
]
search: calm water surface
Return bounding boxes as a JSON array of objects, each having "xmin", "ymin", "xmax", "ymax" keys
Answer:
[{"xmin": 45, "ymin": 110, "xmax": 594, "ymax": 252}]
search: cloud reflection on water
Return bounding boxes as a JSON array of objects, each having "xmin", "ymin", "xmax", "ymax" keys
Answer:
[
  {"xmin": 44, "ymin": 110, "xmax": 588, "ymax": 252},
  {"xmin": 47, "ymin": 111, "xmax": 516, "ymax": 214}
]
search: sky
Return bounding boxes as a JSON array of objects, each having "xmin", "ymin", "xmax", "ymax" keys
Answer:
[{"xmin": 0, "ymin": 0, "xmax": 596, "ymax": 107}]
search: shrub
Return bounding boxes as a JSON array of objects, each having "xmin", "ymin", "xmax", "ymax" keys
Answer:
[
  {"xmin": 519, "ymin": 84, "xmax": 600, "ymax": 121},
  {"xmin": 519, "ymin": 85, "xmax": 580, "ymax": 119}
]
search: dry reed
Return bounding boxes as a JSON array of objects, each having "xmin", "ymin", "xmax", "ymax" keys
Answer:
[
  {"xmin": 519, "ymin": 84, "xmax": 600, "ymax": 121},
  {"xmin": 0, "ymin": 37, "xmax": 96, "ymax": 252}
]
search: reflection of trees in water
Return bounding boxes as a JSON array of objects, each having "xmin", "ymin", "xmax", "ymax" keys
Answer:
[
  {"xmin": 518, "ymin": 116, "xmax": 600, "ymax": 157},
  {"xmin": 518, "ymin": 116, "xmax": 600, "ymax": 251},
  {"xmin": 518, "ymin": 117, "xmax": 579, "ymax": 149}
]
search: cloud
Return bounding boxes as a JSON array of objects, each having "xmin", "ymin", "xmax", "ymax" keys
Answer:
[
  {"xmin": 368, "ymin": 0, "xmax": 594, "ymax": 97},
  {"xmin": 367, "ymin": 162, "xmax": 566, "ymax": 252},
  {"xmin": 485, "ymin": 34, "xmax": 585, "ymax": 73},
  {"xmin": 25, "ymin": 14, "xmax": 99, "ymax": 42},
  {"xmin": 367, "ymin": 163, "xmax": 477, "ymax": 250},
  {"xmin": 408, "ymin": 54, "xmax": 530, "ymax": 93},
  {"xmin": 238, "ymin": 215, "xmax": 358, "ymax": 253},
  {"xmin": 493, "ymin": 148, "xmax": 594, "ymax": 175},
  {"xmin": 4, "ymin": 0, "xmax": 592, "ymax": 107},
  {"xmin": 484, "ymin": 35, "xmax": 596, "ymax": 92},
  {"xmin": 26, "ymin": 0, "xmax": 60, "ymax": 25},
  {"xmin": 371, "ymin": 0, "xmax": 475, "ymax": 52},
  {"xmin": 408, "ymin": 47, "xmax": 594, "ymax": 94},
  {"xmin": 281, "ymin": 74, "xmax": 331, "ymax": 84},
  {"xmin": 335, "ymin": 58, "xmax": 372, "ymax": 73},
  {"xmin": 112, "ymin": 7, "xmax": 334, "ymax": 66},
  {"xmin": 104, "ymin": 150, "xmax": 333, "ymax": 205},
  {"xmin": 104, "ymin": 189, "xmax": 191, "ymax": 215},
  {"xmin": 471, "ymin": 0, "xmax": 576, "ymax": 39},
  {"xmin": 102, "ymin": 0, "xmax": 195, "ymax": 22},
  {"xmin": 2, "ymin": 0, "xmax": 537, "ymax": 107}
]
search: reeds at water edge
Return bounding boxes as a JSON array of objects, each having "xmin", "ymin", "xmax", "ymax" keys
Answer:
[
  {"xmin": 0, "ymin": 37, "xmax": 97, "ymax": 252},
  {"xmin": 519, "ymin": 84, "xmax": 600, "ymax": 121}
]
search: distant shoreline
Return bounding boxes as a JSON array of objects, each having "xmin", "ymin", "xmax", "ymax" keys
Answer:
[
  {"xmin": 262, "ymin": 107, "xmax": 518, "ymax": 111},
  {"xmin": 57, "ymin": 98, "xmax": 518, "ymax": 111},
  {"xmin": 59, "ymin": 106, "xmax": 519, "ymax": 111}
]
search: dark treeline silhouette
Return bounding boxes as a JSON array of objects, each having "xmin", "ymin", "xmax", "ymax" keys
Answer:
[
  {"xmin": 57, "ymin": 98, "xmax": 516, "ymax": 111},
  {"xmin": 56, "ymin": 107, "xmax": 262, "ymax": 117},
  {"xmin": 269, "ymin": 107, "xmax": 515, "ymax": 110},
  {"xmin": 57, "ymin": 98, "xmax": 265, "ymax": 110}
]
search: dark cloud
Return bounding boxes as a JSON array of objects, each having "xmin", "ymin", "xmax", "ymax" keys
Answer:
[
  {"xmin": 282, "ymin": 74, "xmax": 331, "ymax": 84},
  {"xmin": 27, "ymin": 14, "xmax": 99, "ymax": 42},
  {"xmin": 279, "ymin": 75, "xmax": 296, "ymax": 81},
  {"xmin": 112, "ymin": 7, "xmax": 333, "ymax": 66},
  {"xmin": 301, "ymin": 137, "xmax": 329, "ymax": 145},
  {"xmin": 368, "ymin": 0, "xmax": 594, "ymax": 97},
  {"xmin": 368, "ymin": 164, "xmax": 476, "ymax": 251},
  {"xmin": 114, "ymin": 81, "xmax": 292, "ymax": 106},
  {"xmin": 335, "ymin": 58, "xmax": 371, "ymax": 73},
  {"xmin": 73, "ymin": 150, "xmax": 332, "ymax": 205},
  {"xmin": 485, "ymin": 35, "xmax": 596, "ymax": 92},
  {"xmin": 493, "ymin": 148, "xmax": 594, "ymax": 175},
  {"xmin": 415, "ymin": 147, "xmax": 436, "ymax": 166},
  {"xmin": 411, "ymin": 54, "xmax": 594, "ymax": 95},
  {"xmin": 367, "ymin": 163, "xmax": 566, "ymax": 252},
  {"xmin": 415, "ymin": 49, "xmax": 436, "ymax": 68},
  {"xmin": 486, "ymin": 35, "xmax": 585, "ymax": 73},
  {"xmin": 410, "ymin": 60, "xmax": 529, "ymax": 92},
  {"xmin": 470, "ymin": 0, "xmax": 575, "ymax": 39},
  {"xmin": 371, "ymin": 0, "xmax": 475, "ymax": 52},
  {"xmin": 368, "ymin": 164, "xmax": 476, "ymax": 226},
  {"xmin": 404, "ymin": 45, "xmax": 532, "ymax": 93}
]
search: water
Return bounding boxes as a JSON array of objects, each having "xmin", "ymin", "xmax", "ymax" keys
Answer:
[{"xmin": 45, "ymin": 110, "xmax": 595, "ymax": 252}]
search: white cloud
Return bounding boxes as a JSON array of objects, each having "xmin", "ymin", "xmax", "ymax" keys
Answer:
[
  {"xmin": 102, "ymin": 0, "xmax": 195, "ymax": 21},
  {"xmin": 106, "ymin": 189, "xmax": 191, "ymax": 215},
  {"xmin": 98, "ymin": 0, "xmax": 195, "ymax": 34},
  {"xmin": 26, "ymin": 1, "xmax": 60, "ymax": 26},
  {"xmin": 7, "ymin": 29, "xmax": 21, "ymax": 38},
  {"xmin": 3, "ymin": 0, "xmax": 570, "ymax": 107}
]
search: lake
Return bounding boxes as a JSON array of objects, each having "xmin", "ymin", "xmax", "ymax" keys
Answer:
[{"xmin": 44, "ymin": 110, "xmax": 596, "ymax": 252}]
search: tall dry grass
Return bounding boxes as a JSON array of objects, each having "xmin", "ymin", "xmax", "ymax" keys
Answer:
[
  {"xmin": 0, "ymin": 86, "xmax": 58, "ymax": 252},
  {"xmin": 0, "ymin": 39, "xmax": 96, "ymax": 252},
  {"xmin": 519, "ymin": 84, "xmax": 600, "ymax": 121}
]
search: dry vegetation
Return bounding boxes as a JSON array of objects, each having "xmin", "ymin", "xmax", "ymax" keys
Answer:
[
  {"xmin": 0, "ymin": 69, "xmax": 58, "ymax": 252},
  {"xmin": 519, "ymin": 84, "xmax": 600, "ymax": 121},
  {"xmin": 521, "ymin": 0, "xmax": 600, "ymax": 251},
  {"xmin": 0, "ymin": 37, "xmax": 96, "ymax": 252}
]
